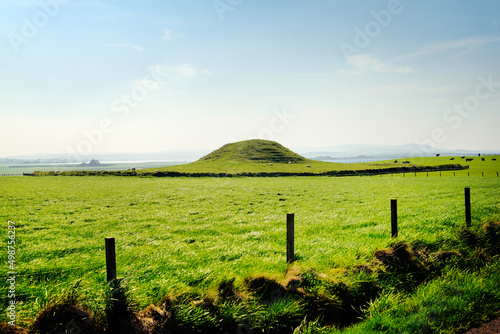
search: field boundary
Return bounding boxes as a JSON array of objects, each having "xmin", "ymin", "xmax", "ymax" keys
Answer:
[{"xmin": 28, "ymin": 164, "xmax": 469, "ymax": 177}]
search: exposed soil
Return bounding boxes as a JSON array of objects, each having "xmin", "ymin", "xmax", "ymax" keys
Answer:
[{"xmin": 463, "ymin": 316, "xmax": 500, "ymax": 334}]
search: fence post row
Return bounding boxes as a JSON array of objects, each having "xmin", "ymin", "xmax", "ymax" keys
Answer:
[
  {"xmin": 465, "ymin": 187, "xmax": 471, "ymax": 227},
  {"xmin": 105, "ymin": 237, "xmax": 117, "ymax": 283},
  {"xmin": 391, "ymin": 199, "xmax": 398, "ymax": 238},
  {"xmin": 287, "ymin": 213, "xmax": 295, "ymax": 263},
  {"xmin": 102, "ymin": 186, "xmax": 486, "ymax": 273}
]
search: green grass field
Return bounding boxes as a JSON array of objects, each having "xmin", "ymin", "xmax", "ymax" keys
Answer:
[{"xmin": 1, "ymin": 171, "xmax": 500, "ymax": 332}]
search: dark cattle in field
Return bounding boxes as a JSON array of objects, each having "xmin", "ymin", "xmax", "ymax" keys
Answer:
[
  {"xmin": 481, "ymin": 158, "xmax": 485, "ymax": 161},
  {"xmin": 402, "ymin": 161, "xmax": 410, "ymax": 164},
  {"xmin": 394, "ymin": 160, "xmax": 398, "ymax": 163},
  {"xmin": 493, "ymin": 158, "xmax": 497, "ymax": 161},
  {"xmin": 466, "ymin": 158, "xmax": 473, "ymax": 162},
  {"xmin": 450, "ymin": 158, "xmax": 455, "ymax": 160},
  {"xmin": 461, "ymin": 156, "xmax": 465, "ymax": 159}
]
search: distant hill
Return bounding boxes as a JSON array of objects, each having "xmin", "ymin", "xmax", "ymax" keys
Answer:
[
  {"xmin": 136, "ymin": 140, "xmax": 470, "ymax": 176},
  {"xmin": 198, "ymin": 139, "xmax": 306, "ymax": 164},
  {"xmin": 139, "ymin": 139, "xmax": 332, "ymax": 174}
]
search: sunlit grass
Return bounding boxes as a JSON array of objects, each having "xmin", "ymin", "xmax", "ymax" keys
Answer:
[{"xmin": 0, "ymin": 175, "xmax": 499, "ymax": 329}]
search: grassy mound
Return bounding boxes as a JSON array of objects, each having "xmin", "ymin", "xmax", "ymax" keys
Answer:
[
  {"xmin": 132, "ymin": 140, "xmax": 470, "ymax": 176},
  {"xmin": 138, "ymin": 139, "xmax": 326, "ymax": 174},
  {"xmin": 198, "ymin": 139, "xmax": 307, "ymax": 164}
]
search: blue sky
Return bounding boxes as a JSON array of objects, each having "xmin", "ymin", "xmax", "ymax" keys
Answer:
[{"xmin": 1, "ymin": 0, "xmax": 499, "ymax": 157}]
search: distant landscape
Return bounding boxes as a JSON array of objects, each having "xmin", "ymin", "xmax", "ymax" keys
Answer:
[
  {"xmin": 1, "ymin": 142, "xmax": 498, "ymax": 175},
  {"xmin": 0, "ymin": 161, "xmax": 186, "ymax": 175},
  {"xmin": 20, "ymin": 140, "xmax": 487, "ymax": 177}
]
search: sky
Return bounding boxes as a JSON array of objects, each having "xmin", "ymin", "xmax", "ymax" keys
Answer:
[{"xmin": 1, "ymin": 0, "xmax": 500, "ymax": 158}]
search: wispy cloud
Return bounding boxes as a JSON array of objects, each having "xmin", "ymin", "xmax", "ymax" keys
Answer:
[
  {"xmin": 340, "ymin": 54, "xmax": 414, "ymax": 75},
  {"xmin": 127, "ymin": 64, "xmax": 211, "ymax": 95},
  {"xmin": 105, "ymin": 43, "xmax": 144, "ymax": 52},
  {"xmin": 156, "ymin": 64, "xmax": 211, "ymax": 77},
  {"xmin": 162, "ymin": 28, "xmax": 184, "ymax": 42},
  {"xmin": 398, "ymin": 36, "xmax": 500, "ymax": 60},
  {"xmin": 163, "ymin": 29, "xmax": 173, "ymax": 42}
]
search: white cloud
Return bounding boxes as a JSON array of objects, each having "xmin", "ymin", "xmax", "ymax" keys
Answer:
[
  {"xmin": 126, "ymin": 64, "xmax": 209, "ymax": 99},
  {"xmin": 105, "ymin": 43, "xmax": 144, "ymax": 52},
  {"xmin": 162, "ymin": 29, "xmax": 184, "ymax": 42},
  {"xmin": 156, "ymin": 64, "xmax": 211, "ymax": 77},
  {"xmin": 340, "ymin": 54, "xmax": 414, "ymax": 75}
]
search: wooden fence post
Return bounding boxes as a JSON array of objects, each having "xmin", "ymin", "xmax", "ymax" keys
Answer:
[
  {"xmin": 105, "ymin": 237, "xmax": 117, "ymax": 283},
  {"xmin": 391, "ymin": 199, "xmax": 398, "ymax": 238},
  {"xmin": 465, "ymin": 187, "xmax": 471, "ymax": 227},
  {"xmin": 287, "ymin": 213, "xmax": 295, "ymax": 263}
]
